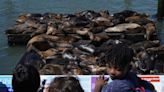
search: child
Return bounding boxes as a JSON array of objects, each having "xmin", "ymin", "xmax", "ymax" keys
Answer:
[{"xmin": 94, "ymin": 44, "xmax": 156, "ymax": 92}]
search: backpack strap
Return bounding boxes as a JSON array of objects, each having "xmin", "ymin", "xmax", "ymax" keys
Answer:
[
  {"xmin": 131, "ymin": 86, "xmax": 145, "ymax": 92},
  {"xmin": 130, "ymin": 79, "xmax": 156, "ymax": 92}
]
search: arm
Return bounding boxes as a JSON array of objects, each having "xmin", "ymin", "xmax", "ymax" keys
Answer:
[{"xmin": 94, "ymin": 75, "xmax": 109, "ymax": 92}]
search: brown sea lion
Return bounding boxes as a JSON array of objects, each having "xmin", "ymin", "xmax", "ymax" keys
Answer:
[
  {"xmin": 16, "ymin": 13, "xmax": 30, "ymax": 24},
  {"xmin": 27, "ymin": 34, "xmax": 59, "ymax": 51},
  {"xmin": 130, "ymin": 40, "xmax": 160, "ymax": 53},
  {"xmin": 38, "ymin": 48, "xmax": 59, "ymax": 59},
  {"xmin": 145, "ymin": 23, "xmax": 156, "ymax": 40},
  {"xmin": 75, "ymin": 28, "xmax": 90, "ymax": 35},
  {"xmin": 79, "ymin": 55, "xmax": 98, "ymax": 65},
  {"xmin": 39, "ymin": 64, "xmax": 63, "ymax": 75},
  {"xmin": 99, "ymin": 10, "xmax": 110, "ymax": 18},
  {"xmin": 46, "ymin": 22, "xmax": 59, "ymax": 35}
]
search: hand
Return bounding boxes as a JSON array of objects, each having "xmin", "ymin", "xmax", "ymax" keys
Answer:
[{"xmin": 94, "ymin": 75, "xmax": 109, "ymax": 92}]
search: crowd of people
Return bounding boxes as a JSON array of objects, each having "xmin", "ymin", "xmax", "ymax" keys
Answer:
[{"xmin": 9, "ymin": 44, "xmax": 157, "ymax": 92}]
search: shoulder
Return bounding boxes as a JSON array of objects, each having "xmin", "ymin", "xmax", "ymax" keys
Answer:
[
  {"xmin": 101, "ymin": 80, "xmax": 132, "ymax": 92},
  {"xmin": 140, "ymin": 80, "xmax": 156, "ymax": 91}
]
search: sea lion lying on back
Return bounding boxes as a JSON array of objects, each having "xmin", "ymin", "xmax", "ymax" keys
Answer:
[{"xmin": 105, "ymin": 23, "xmax": 141, "ymax": 32}]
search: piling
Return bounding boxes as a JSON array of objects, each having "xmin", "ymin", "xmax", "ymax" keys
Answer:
[{"xmin": 157, "ymin": 0, "xmax": 164, "ymax": 18}]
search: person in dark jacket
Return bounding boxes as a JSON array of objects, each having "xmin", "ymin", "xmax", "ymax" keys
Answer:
[
  {"xmin": 94, "ymin": 44, "xmax": 156, "ymax": 92},
  {"xmin": 12, "ymin": 64, "xmax": 40, "ymax": 92}
]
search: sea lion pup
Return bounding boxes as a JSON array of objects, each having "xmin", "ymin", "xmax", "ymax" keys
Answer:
[
  {"xmin": 39, "ymin": 64, "xmax": 63, "ymax": 75},
  {"xmin": 105, "ymin": 23, "xmax": 141, "ymax": 32},
  {"xmin": 145, "ymin": 23, "xmax": 156, "ymax": 40}
]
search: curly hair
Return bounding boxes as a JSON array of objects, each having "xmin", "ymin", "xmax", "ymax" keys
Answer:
[{"xmin": 104, "ymin": 44, "xmax": 134, "ymax": 69}]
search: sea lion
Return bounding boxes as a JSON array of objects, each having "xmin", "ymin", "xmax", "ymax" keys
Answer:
[
  {"xmin": 38, "ymin": 48, "xmax": 59, "ymax": 59},
  {"xmin": 147, "ymin": 45, "xmax": 164, "ymax": 62},
  {"xmin": 27, "ymin": 34, "xmax": 59, "ymax": 51},
  {"xmin": 92, "ymin": 17, "xmax": 113, "ymax": 27},
  {"xmin": 75, "ymin": 10, "xmax": 100, "ymax": 20},
  {"xmin": 79, "ymin": 55, "xmax": 98, "ymax": 65},
  {"xmin": 99, "ymin": 10, "xmax": 110, "ymax": 18},
  {"xmin": 62, "ymin": 49, "xmax": 77, "ymax": 61},
  {"xmin": 112, "ymin": 10, "xmax": 138, "ymax": 25},
  {"xmin": 16, "ymin": 13, "xmax": 30, "ymax": 24},
  {"xmin": 145, "ymin": 23, "xmax": 156, "ymax": 40},
  {"xmin": 75, "ymin": 28, "xmax": 90, "ymax": 35},
  {"xmin": 31, "ymin": 23, "xmax": 47, "ymax": 36},
  {"xmin": 125, "ymin": 15, "xmax": 153, "ymax": 25},
  {"xmin": 135, "ymin": 50, "xmax": 156, "ymax": 74},
  {"xmin": 46, "ymin": 22, "xmax": 60, "ymax": 35},
  {"xmin": 105, "ymin": 23, "xmax": 141, "ymax": 32},
  {"xmin": 39, "ymin": 64, "xmax": 63, "ymax": 75},
  {"xmin": 90, "ymin": 32, "xmax": 109, "ymax": 43},
  {"xmin": 130, "ymin": 40, "xmax": 160, "ymax": 53}
]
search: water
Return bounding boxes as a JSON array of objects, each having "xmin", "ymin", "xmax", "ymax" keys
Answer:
[{"xmin": 0, "ymin": 0, "xmax": 163, "ymax": 74}]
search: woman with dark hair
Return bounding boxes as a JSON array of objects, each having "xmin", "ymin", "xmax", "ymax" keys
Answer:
[
  {"xmin": 12, "ymin": 64, "xmax": 40, "ymax": 92},
  {"xmin": 48, "ymin": 76, "xmax": 84, "ymax": 92}
]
